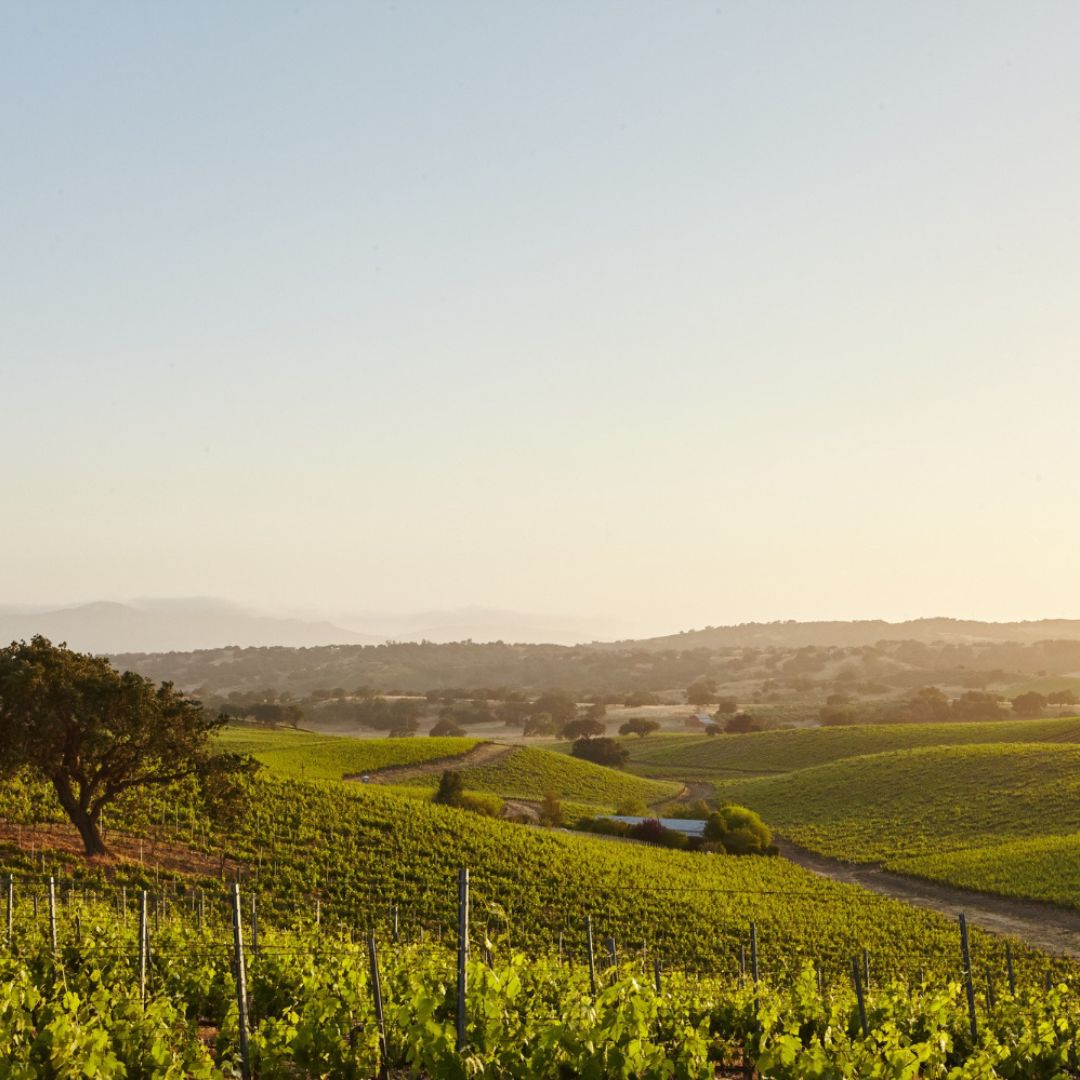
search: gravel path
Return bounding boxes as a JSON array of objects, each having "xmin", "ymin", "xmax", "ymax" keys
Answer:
[{"xmin": 775, "ymin": 836, "xmax": 1080, "ymax": 958}]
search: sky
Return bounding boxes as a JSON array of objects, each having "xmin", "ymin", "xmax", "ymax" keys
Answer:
[{"xmin": 3, "ymin": 2, "xmax": 1080, "ymax": 639}]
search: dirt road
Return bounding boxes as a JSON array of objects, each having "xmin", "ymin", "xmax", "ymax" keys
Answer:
[
  {"xmin": 345, "ymin": 741, "xmax": 517, "ymax": 784},
  {"xmin": 775, "ymin": 836, "xmax": 1080, "ymax": 958}
]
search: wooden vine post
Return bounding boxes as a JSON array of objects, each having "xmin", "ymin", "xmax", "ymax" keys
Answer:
[
  {"xmin": 958, "ymin": 913, "xmax": 978, "ymax": 1043},
  {"xmin": 456, "ymin": 867, "xmax": 469, "ymax": 1054},
  {"xmin": 231, "ymin": 884, "xmax": 252, "ymax": 1080}
]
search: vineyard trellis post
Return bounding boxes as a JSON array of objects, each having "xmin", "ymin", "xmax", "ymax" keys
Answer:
[
  {"xmin": 139, "ymin": 890, "xmax": 148, "ymax": 1004},
  {"xmin": 749, "ymin": 922, "xmax": 759, "ymax": 984},
  {"xmin": 653, "ymin": 957, "xmax": 662, "ymax": 995},
  {"xmin": 1005, "ymin": 942, "xmax": 1016, "ymax": 995},
  {"xmin": 5, "ymin": 873, "xmax": 12, "ymax": 945},
  {"xmin": 959, "ymin": 913, "xmax": 978, "ymax": 1042},
  {"xmin": 231, "ymin": 884, "xmax": 253, "ymax": 1080},
  {"xmin": 585, "ymin": 915, "xmax": 597, "ymax": 996},
  {"xmin": 368, "ymin": 932, "xmax": 389, "ymax": 1080},
  {"xmin": 48, "ymin": 876, "xmax": 57, "ymax": 954},
  {"xmin": 851, "ymin": 956, "xmax": 868, "ymax": 1037},
  {"xmin": 456, "ymin": 867, "xmax": 469, "ymax": 1054},
  {"xmin": 605, "ymin": 935, "xmax": 618, "ymax": 977}
]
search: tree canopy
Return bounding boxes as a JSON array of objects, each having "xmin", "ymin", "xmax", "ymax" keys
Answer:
[{"xmin": 0, "ymin": 637, "xmax": 235, "ymax": 856}]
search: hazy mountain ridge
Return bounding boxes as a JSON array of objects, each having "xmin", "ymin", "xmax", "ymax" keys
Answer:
[
  {"xmin": 609, "ymin": 618, "xmax": 1080, "ymax": 651},
  {"xmin": 0, "ymin": 599, "xmax": 614, "ymax": 653}
]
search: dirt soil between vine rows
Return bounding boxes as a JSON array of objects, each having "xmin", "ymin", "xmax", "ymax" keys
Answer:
[{"xmin": 775, "ymin": 836, "xmax": 1080, "ymax": 958}]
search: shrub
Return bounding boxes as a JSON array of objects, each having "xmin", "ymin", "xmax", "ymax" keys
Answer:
[
  {"xmin": 539, "ymin": 791, "xmax": 563, "ymax": 827},
  {"xmin": 704, "ymin": 804, "xmax": 772, "ymax": 855},
  {"xmin": 432, "ymin": 770, "xmax": 503, "ymax": 817},
  {"xmin": 614, "ymin": 798, "xmax": 647, "ymax": 816},
  {"xmin": 433, "ymin": 770, "xmax": 465, "ymax": 805}
]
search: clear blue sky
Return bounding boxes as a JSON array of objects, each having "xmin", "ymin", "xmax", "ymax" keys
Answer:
[{"xmin": 3, "ymin": 2, "xmax": 1079, "ymax": 636}]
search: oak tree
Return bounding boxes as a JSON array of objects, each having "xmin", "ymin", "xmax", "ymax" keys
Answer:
[{"xmin": 0, "ymin": 637, "xmax": 230, "ymax": 857}]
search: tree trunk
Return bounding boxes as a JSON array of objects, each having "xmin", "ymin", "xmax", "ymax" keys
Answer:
[{"xmin": 52, "ymin": 776, "xmax": 110, "ymax": 857}]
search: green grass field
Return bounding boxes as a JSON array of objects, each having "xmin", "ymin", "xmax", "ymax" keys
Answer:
[
  {"xmin": 619, "ymin": 717, "xmax": 1080, "ymax": 779},
  {"xmin": 398, "ymin": 745, "xmax": 681, "ymax": 809},
  {"xmin": 216, "ymin": 725, "xmax": 479, "ymax": 780}
]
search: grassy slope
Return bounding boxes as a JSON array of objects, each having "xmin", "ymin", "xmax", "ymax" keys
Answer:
[
  {"xmin": 398, "ymin": 745, "xmax": 681, "ymax": 809},
  {"xmin": 720, "ymin": 743, "xmax": 1080, "ymax": 907},
  {"xmin": 216, "ymin": 726, "xmax": 479, "ymax": 781},
  {"xmin": 619, "ymin": 717, "xmax": 1080, "ymax": 779}
]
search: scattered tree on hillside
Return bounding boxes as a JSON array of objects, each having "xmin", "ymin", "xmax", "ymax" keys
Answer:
[
  {"xmin": 531, "ymin": 692, "xmax": 578, "ymax": 727},
  {"xmin": 724, "ymin": 712, "xmax": 760, "ymax": 734},
  {"xmin": 522, "ymin": 712, "xmax": 556, "ymax": 737},
  {"xmin": 714, "ymin": 696, "xmax": 738, "ymax": 715},
  {"xmin": 562, "ymin": 717, "xmax": 606, "ymax": 740},
  {"xmin": 951, "ymin": 690, "xmax": 1006, "ymax": 722},
  {"xmin": 570, "ymin": 736, "xmax": 628, "ymax": 768},
  {"xmin": 686, "ymin": 678, "xmax": 718, "ymax": 707},
  {"xmin": 619, "ymin": 717, "xmax": 660, "ymax": 738},
  {"xmin": 623, "ymin": 690, "xmax": 660, "ymax": 707},
  {"xmin": 1012, "ymin": 691, "xmax": 1047, "ymax": 719},
  {"xmin": 0, "ymin": 637, "xmax": 244, "ymax": 857},
  {"xmin": 429, "ymin": 716, "xmax": 466, "ymax": 737},
  {"xmin": 583, "ymin": 702, "xmax": 607, "ymax": 721},
  {"xmin": 819, "ymin": 702, "xmax": 858, "ymax": 726},
  {"xmin": 1047, "ymin": 689, "xmax": 1079, "ymax": 707}
]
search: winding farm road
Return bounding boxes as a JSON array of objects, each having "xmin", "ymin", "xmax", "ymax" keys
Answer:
[
  {"xmin": 775, "ymin": 836, "xmax": 1080, "ymax": 958},
  {"xmin": 344, "ymin": 741, "xmax": 517, "ymax": 784}
]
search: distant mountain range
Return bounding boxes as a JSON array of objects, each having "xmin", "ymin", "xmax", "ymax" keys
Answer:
[
  {"xmin": 5, "ymin": 601, "xmax": 1080, "ymax": 655},
  {"xmin": 0, "ymin": 599, "xmax": 616, "ymax": 653}
]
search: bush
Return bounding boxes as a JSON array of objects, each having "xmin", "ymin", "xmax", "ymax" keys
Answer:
[
  {"xmin": 668, "ymin": 799, "xmax": 711, "ymax": 820},
  {"xmin": 614, "ymin": 798, "xmax": 647, "ymax": 816},
  {"xmin": 539, "ymin": 791, "xmax": 563, "ymax": 827},
  {"xmin": 571, "ymin": 737, "xmax": 628, "ymax": 768},
  {"xmin": 704, "ymin": 804, "xmax": 772, "ymax": 855},
  {"xmin": 433, "ymin": 770, "xmax": 464, "ymax": 805},
  {"xmin": 627, "ymin": 818, "xmax": 689, "ymax": 849},
  {"xmin": 432, "ymin": 770, "xmax": 503, "ymax": 817}
]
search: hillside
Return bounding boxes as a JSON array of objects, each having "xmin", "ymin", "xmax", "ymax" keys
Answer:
[
  {"xmin": 107, "ymin": 634, "xmax": 1080, "ymax": 703},
  {"xmin": 613, "ymin": 617, "xmax": 1080, "ymax": 650},
  {"xmin": 397, "ymin": 744, "xmax": 681, "ymax": 809},
  {"xmin": 721, "ymin": 743, "xmax": 1080, "ymax": 907},
  {"xmin": 216, "ymin": 726, "xmax": 481, "ymax": 781},
  {"xmin": 621, "ymin": 717, "xmax": 1080, "ymax": 779}
]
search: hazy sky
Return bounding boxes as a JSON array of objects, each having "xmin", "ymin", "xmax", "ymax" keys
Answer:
[{"xmin": 3, "ymin": 2, "xmax": 1080, "ymax": 638}]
